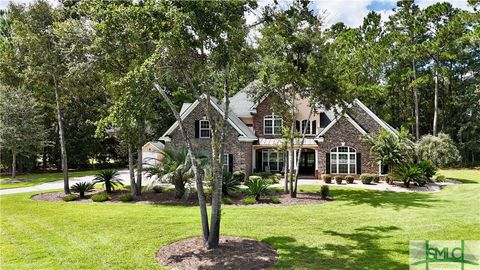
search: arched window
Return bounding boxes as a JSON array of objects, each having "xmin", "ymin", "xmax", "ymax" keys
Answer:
[
  {"xmin": 264, "ymin": 114, "xmax": 282, "ymax": 135},
  {"xmin": 330, "ymin": 146, "xmax": 356, "ymax": 174}
]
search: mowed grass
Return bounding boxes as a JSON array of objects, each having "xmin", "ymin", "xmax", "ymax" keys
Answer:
[
  {"xmin": 1, "ymin": 182, "xmax": 479, "ymax": 270},
  {"xmin": 438, "ymin": 168, "xmax": 480, "ymax": 184},
  {"xmin": 0, "ymin": 170, "xmax": 111, "ymax": 189}
]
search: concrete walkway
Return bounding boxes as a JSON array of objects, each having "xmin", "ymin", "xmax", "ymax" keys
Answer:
[
  {"xmin": 0, "ymin": 169, "xmax": 146, "ymax": 196},
  {"xmin": 1, "ymin": 172, "xmax": 459, "ymax": 196}
]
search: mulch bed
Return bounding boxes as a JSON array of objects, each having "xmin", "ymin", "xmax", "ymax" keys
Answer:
[
  {"xmin": 31, "ymin": 189, "xmax": 329, "ymax": 206},
  {"xmin": 156, "ymin": 236, "xmax": 278, "ymax": 270}
]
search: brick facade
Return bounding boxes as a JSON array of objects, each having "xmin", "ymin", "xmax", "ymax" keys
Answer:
[
  {"xmin": 165, "ymin": 104, "xmax": 252, "ymax": 174},
  {"xmin": 316, "ymin": 117, "xmax": 378, "ymax": 177}
]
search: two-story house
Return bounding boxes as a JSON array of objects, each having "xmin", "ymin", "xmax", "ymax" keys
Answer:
[{"xmin": 159, "ymin": 84, "xmax": 398, "ymax": 179}]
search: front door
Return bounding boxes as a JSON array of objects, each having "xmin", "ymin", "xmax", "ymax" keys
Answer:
[{"xmin": 298, "ymin": 150, "xmax": 315, "ymax": 175}]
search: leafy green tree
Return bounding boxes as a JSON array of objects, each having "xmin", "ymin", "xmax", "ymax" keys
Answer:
[
  {"xmin": 367, "ymin": 129, "xmax": 414, "ymax": 182},
  {"xmin": 0, "ymin": 85, "xmax": 48, "ymax": 178},
  {"xmin": 417, "ymin": 133, "xmax": 461, "ymax": 167}
]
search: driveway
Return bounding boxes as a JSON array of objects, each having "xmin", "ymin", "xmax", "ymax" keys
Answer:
[{"xmin": 0, "ymin": 169, "xmax": 153, "ymax": 196}]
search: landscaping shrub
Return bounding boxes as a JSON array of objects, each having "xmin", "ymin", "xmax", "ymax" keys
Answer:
[
  {"xmin": 417, "ymin": 133, "xmax": 461, "ymax": 167},
  {"xmin": 245, "ymin": 178, "xmax": 270, "ymax": 200},
  {"xmin": 334, "ymin": 176, "xmax": 343, "ymax": 184},
  {"xmin": 418, "ymin": 160, "xmax": 437, "ymax": 181},
  {"xmin": 360, "ymin": 174, "xmax": 377, "ymax": 184},
  {"xmin": 93, "ymin": 169, "xmax": 124, "ymax": 193},
  {"xmin": 242, "ymin": 196, "xmax": 257, "ymax": 205},
  {"xmin": 323, "ymin": 174, "xmax": 332, "ymax": 183},
  {"xmin": 270, "ymin": 197, "xmax": 281, "ymax": 204},
  {"xmin": 254, "ymin": 172, "xmax": 273, "ymax": 179},
  {"xmin": 273, "ymin": 173, "xmax": 282, "ymax": 183},
  {"xmin": 432, "ymin": 174, "xmax": 446, "ymax": 182},
  {"xmin": 63, "ymin": 194, "xmax": 77, "ymax": 202},
  {"xmin": 119, "ymin": 194, "xmax": 134, "ymax": 202},
  {"xmin": 248, "ymin": 175, "xmax": 262, "ymax": 182},
  {"xmin": 91, "ymin": 193, "xmax": 109, "ymax": 202},
  {"xmin": 392, "ymin": 164, "xmax": 426, "ymax": 187},
  {"xmin": 70, "ymin": 182, "xmax": 94, "ymax": 198},
  {"xmin": 345, "ymin": 175, "xmax": 354, "ymax": 184},
  {"xmin": 232, "ymin": 171, "xmax": 246, "ymax": 183},
  {"xmin": 222, "ymin": 197, "xmax": 233, "ymax": 205},
  {"xmin": 320, "ymin": 185, "xmax": 329, "ymax": 199},
  {"xmin": 373, "ymin": 175, "xmax": 380, "ymax": 183},
  {"xmin": 223, "ymin": 172, "xmax": 239, "ymax": 196},
  {"xmin": 152, "ymin": 186, "xmax": 163, "ymax": 193}
]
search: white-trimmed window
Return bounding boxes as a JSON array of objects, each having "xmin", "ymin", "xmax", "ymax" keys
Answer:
[
  {"xmin": 262, "ymin": 150, "xmax": 284, "ymax": 172},
  {"xmin": 330, "ymin": 146, "xmax": 356, "ymax": 174},
  {"xmin": 301, "ymin": 120, "xmax": 311, "ymax": 134},
  {"xmin": 223, "ymin": 154, "xmax": 229, "ymax": 172},
  {"xmin": 264, "ymin": 115, "xmax": 283, "ymax": 135},
  {"xmin": 199, "ymin": 120, "xmax": 210, "ymax": 138}
]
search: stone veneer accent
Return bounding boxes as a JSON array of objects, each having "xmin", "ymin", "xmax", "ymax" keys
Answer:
[
  {"xmin": 348, "ymin": 104, "xmax": 383, "ymax": 134},
  {"xmin": 316, "ymin": 117, "xmax": 378, "ymax": 177},
  {"xmin": 165, "ymin": 103, "xmax": 252, "ymax": 175}
]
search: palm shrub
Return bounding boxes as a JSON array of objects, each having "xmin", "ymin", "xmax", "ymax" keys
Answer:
[
  {"xmin": 367, "ymin": 129, "xmax": 414, "ymax": 183},
  {"xmin": 145, "ymin": 147, "xmax": 207, "ymax": 199},
  {"xmin": 417, "ymin": 133, "xmax": 461, "ymax": 167},
  {"xmin": 245, "ymin": 178, "xmax": 270, "ymax": 201},
  {"xmin": 392, "ymin": 164, "xmax": 426, "ymax": 188},
  {"xmin": 93, "ymin": 169, "xmax": 123, "ymax": 194},
  {"xmin": 222, "ymin": 172, "xmax": 239, "ymax": 196},
  {"xmin": 71, "ymin": 182, "xmax": 94, "ymax": 198},
  {"xmin": 418, "ymin": 160, "xmax": 437, "ymax": 181}
]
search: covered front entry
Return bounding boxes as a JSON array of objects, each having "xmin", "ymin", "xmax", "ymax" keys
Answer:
[{"xmin": 298, "ymin": 149, "xmax": 316, "ymax": 176}]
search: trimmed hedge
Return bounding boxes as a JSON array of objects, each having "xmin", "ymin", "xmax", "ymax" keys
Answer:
[
  {"xmin": 323, "ymin": 174, "xmax": 332, "ymax": 183},
  {"xmin": 119, "ymin": 194, "xmax": 134, "ymax": 202},
  {"xmin": 91, "ymin": 193, "xmax": 109, "ymax": 202},
  {"xmin": 334, "ymin": 176, "xmax": 343, "ymax": 184},
  {"xmin": 345, "ymin": 175, "xmax": 355, "ymax": 184},
  {"xmin": 242, "ymin": 197, "xmax": 257, "ymax": 205},
  {"xmin": 63, "ymin": 194, "xmax": 77, "ymax": 202},
  {"xmin": 232, "ymin": 171, "xmax": 246, "ymax": 183},
  {"xmin": 270, "ymin": 197, "xmax": 281, "ymax": 204},
  {"xmin": 222, "ymin": 197, "xmax": 233, "ymax": 205},
  {"xmin": 320, "ymin": 185, "xmax": 329, "ymax": 199},
  {"xmin": 360, "ymin": 173, "xmax": 378, "ymax": 185}
]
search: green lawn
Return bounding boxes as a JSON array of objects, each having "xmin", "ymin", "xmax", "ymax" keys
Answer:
[
  {"xmin": 0, "ymin": 170, "xmax": 111, "ymax": 190},
  {"xmin": 438, "ymin": 168, "xmax": 480, "ymax": 184},
  {"xmin": 1, "ymin": 181, "xmax": 479, "ymax": 269}
]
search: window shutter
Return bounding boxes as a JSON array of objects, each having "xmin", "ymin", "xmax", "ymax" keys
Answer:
[
  {"xmin": 194, "ymin": 120, "xmax": 199, "ymax": 138},
  {"xmin": 356, "ymin": 153, "xmax": 362, "ymax": 174},
  {"xmin": 296, "ymin": 120, "xmax": 300, "ymax": 132},
  {"xmin": 256, "ymin": 151, "xmax": 262, "ymax": 172},
  {"xmin": 325, "ymin": 153, "xmax": 330, "ymax": 174},
  {"xmin": 312, "ymin": 120, "xmax": 317, "ymax": 134},
  {"xmin": 228, "ymin": 154, "xmax": 233, "ymax": 173}
]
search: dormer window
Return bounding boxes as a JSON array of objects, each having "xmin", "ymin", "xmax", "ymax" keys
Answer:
[
  {"xmin": 199, "ymin": 120, "xmax": 211, "ymax": 138},
  {"xmin": 264, "ymin": 115, "xmax": 282, "ymax": 135}
]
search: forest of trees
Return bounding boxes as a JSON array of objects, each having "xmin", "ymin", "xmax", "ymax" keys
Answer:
[{"xmin": 0, "ymin": 0, "xmax": 478, "ymax": 176}]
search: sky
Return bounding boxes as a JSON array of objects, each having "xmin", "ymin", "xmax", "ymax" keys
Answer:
[{"xmin": 0, "ymin": 0, "xmax": 474, "ymax": 28}]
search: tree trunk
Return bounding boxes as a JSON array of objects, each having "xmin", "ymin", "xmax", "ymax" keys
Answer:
[
  {"xmin": 288, "ymin": 92, "xmax": 295, "ymax": 197},
  {"xmin": 136, "ymin": 145, "xmax": 143, "ymax": 196},
  {"xmin": 293, "ymin": 107, "xmax": 314, "ymax": 197},
  {"xmin": 155, "ymin": 83, "xmax": 210, "ymax": 244},
  {"xmin": 433, "ymin": 59, "xmax": 439, "ymax": 136},
  {"xmin": 106, "ymin": 181, "xmax": 112, "ymax": 193},
  {"xmin": 11, "ymin": 151, "xmax": 16, "ymax": 179},
  {"xmin": 284, "ymin": 153, "xmax": 289, "ymax": 193},
  {"xmin": 412, "ymin": 58, "xmax": 420, "ymax": 141},
  {"xmin": 207, "ymin": 63, "xmax": 230, "ymax": 249},
  {"xmin": 54, "ymin": 84, "xmax": 69, "ymax": 194},
  {"xmin": 174, "ymin": 177, "xmax": 185, "ymax": 199},
  {"xmin": 128, "ymin": 145, "xmax": 137, "ymax": 196}
]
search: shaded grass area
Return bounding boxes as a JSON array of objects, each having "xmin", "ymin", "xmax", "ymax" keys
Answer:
[
  {"xmin": 0, "ymin": 170, "xmax": 113, "ymax": 189},
  {"xmin": 438, "ymin": 168, "xmax": 480, "ymax": 184},
  {"xmin": 1, "ymin": 183, "xmax": 478, "ymax": 270}
]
